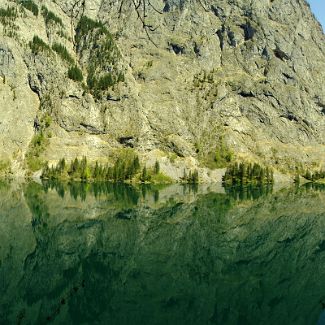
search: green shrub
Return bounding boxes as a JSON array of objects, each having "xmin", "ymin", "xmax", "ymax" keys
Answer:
[
  {"xmin": 68, "ymin": 65, "xmax": 83, "ymax": 81},
  {"xmin": 42, "ymin": 158, "xmax": 67, "ymax": 180},
  {"xmin": 97, "ymin": 73, "xmax": 114, "ymax": 90},
  {"xmin": 26, "ymin": 132, "xmax": 49, "ymax": 171},
  {"xmin": 168, "ymin": 153, "xmax": 177, "ymax": 163},
  {"xmin": 52, "ymin": 42, "xmax": 74, "ymax": 64},
  {"xmin": 41, "ymin": 6, "xmax": 63, "ymax": 27},
  {"xmin": 117, "ymin": 72, "xmax": 125, "ymax": 82},
  {"xmin": 41, "ymin": 113, "xmax": 52, "ymax": 128},
  {"xmin": 75, "ymin": 16, "xmax": 108, "ymax": 43},
  {"xmin": 294, "ymin": 174, "xmax": 300, "ymax": 184},
  {"xmin": 20, "ymin": 0, "xmax": 38, "ymax": 16},
  {"xmin": 215, "ymin": 142, "xmax": 233, "ymax": 167},
  {"xmin": 31, "ymin": 132, "xmax": 44, "ymax": 147},
  {"xmin": 29, "ymin": 35, "xmax": 51, "ymax": 54},
  {"xmin": 41, "ymin": 151, "xmax": 175, "ymax": 184},
  {"xmin": 150, "ymin": 172, "xmax": 173, "ymax": 184},
  {"xmin": 198, "ymin": 135, "xmax": 233, "ymax": 169}
]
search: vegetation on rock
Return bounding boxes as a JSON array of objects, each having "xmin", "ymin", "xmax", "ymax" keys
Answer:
[
  {"xmin": 0, "ymin": 6, "xmax": 19, "ymax": 37},
  {"xmin": 0, "ymin": 6, "xmax": 17, "ymax": 20},
  {"xmin": 214, "ymin": 141, "xmax": 233, "ymax": 168},
  {"xmin": 75, "ymin": 16, "xmax": 108, "ymax": 43},
  {"xmin": 75, "ymin": 16, "xmax": 124, "ymax": 99},
  {"xmin": 25, "ymin": 132, "xmax": 49, "ymax": 172},
  {"xmin": 1, "ymin": 0, "xmax": 325, "ymax": 180},
  {"xmin": 41, "ymin": 6, "xmax": 63, "ymax": 27},
  {"xmin": 149, "ymin": 172, "xmax": 173, "ymax": 184},
  {"xmin": 20, "ymin": 0, "xmax": 38, "ymax": 16},
  {"xmin": 29, "ymin": 35, "xmax": 51, "ymax": 54},
  {"xmin": 52, "ymin": 43, "xmax": 74, "ymax": 64},
  {"xmin": 198, "ymin": 135, "xmax": 233, "ymax": 169},
  {"xmin": 68, "ymin": 65, "xmax": 83, "ymax": 81}
]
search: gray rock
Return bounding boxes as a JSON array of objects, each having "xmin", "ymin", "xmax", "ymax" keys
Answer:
[{"xmin": 0, "ymin": 0, "xmax": 325, "ymax": 176}]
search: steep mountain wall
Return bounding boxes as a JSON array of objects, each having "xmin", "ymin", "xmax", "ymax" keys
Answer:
[{"xmin": 0, "ymin": 0, "xmax": 324, "ymax": 178}]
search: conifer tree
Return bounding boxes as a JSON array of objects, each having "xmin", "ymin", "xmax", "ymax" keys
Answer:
[
  {"xmin": 141, "ymin": 166, "xmax": 148, "ymax": 182},
  {"xmin": 154, "ymin": 160, "xmax": 160, "ymax": 174}
]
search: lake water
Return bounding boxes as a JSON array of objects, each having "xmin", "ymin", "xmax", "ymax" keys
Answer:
[{"xmin": 1, "ymin": 181, "xmax": 325, "ymax": 324}]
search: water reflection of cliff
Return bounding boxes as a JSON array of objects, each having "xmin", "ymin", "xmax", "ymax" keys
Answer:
[{"xmin": 1, "ymin": 182, "xmax": 325, "ymax": 324}]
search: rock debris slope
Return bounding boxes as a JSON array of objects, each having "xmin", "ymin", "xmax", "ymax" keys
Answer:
[{"xmin": 0, "ymin": 0, "xmax": 324, "ymax": 177}]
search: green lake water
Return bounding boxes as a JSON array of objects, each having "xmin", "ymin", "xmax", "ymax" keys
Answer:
[{"xmin": 1, "ymin": 181, "xmax": 325, "ymax": 324}]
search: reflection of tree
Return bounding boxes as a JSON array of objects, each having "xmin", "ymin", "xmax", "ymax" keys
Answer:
[
  {"xmin": 301, "ymin": 182, "xmax": 325, "ymax": 192},
  {"xmin": 224, "ymin": 184, "xmax": 273, "ymax": 201},
  {"xmin": 42, "ymin": 179, "xmax": 65, "ymax": 198},
  {"xmin": 42, "ymin": 180, "xmax": 178, "ymax": 206},
  {"xmin": 69, "ymin": 182, "xmax": 89, "ymax": 201},
  {"xmin": 153, "ymin": 189, "xmax": 159, "ymax": 202},
  {"xmin": 182, "ymin": 183, "xmax": 199, "ymax": 195},
  {"xmin": 24, "ymin": 182, "xmax": 50, "ymax": 233},
  {"xmin": 41, "ymin": 180, "xmax": 274, "ymax": 205}
]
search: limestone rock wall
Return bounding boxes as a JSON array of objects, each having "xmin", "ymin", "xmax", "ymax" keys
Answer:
[{"xmin": 0, "ymin": 0, "xmax": 324, "ymax": 176}]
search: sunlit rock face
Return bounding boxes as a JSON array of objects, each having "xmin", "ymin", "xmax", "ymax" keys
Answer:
[
  {"xmin": 1, "ymin": 182, "xmax": 325, "ymax": 324},
  {"xmin": 0, "ymin": 0, "xmax": 325, "ymax": 175}
]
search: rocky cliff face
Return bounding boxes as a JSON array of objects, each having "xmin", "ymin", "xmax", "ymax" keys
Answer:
[{"xmin": 0, "ymin": 0, "xmax": 324, "ymax": 178}]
